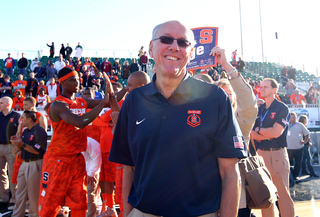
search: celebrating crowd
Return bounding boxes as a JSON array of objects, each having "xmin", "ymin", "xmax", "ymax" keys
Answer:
[{"xmin": 0, "ymin": 20, "xmax": 318, "ymax": 217}]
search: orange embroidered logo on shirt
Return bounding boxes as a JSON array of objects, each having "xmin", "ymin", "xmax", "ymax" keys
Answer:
[
  {"xmin": 187, "ymin": 110, "xmax": 201, "ymax": 128},
  {"xmin": 270, "ymin": 112, "xmax": 276, "ymax": 119}
]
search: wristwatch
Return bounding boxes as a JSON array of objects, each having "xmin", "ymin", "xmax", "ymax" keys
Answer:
[
  {"xmin": 21, "ymin": 143, "xmax": 26, "ymax": 149},
  {"xmin": 256, "ymin": 127, "xmax": 261, "ymax": 134}
]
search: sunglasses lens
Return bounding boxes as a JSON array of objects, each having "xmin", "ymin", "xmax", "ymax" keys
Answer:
[
  {"xmin": 158, "ymin": 36, "xmax": 190, "ymax": 47},
  {"xmin": 177, "ymin": 39, "xmax": 189, "ymax": 48},
  {"xmin": 160, "ymin": 36, "xmax": 174, "ymax": 44}
]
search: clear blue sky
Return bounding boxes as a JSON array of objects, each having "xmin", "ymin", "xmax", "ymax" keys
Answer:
[{"xmin": 1, "ymin": 0, "xmax": 318, "ymax": 75}]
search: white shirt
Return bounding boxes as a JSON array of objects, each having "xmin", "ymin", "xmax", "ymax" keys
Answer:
[
  {"xmin": 54, "ymin": 60, "xmax": 65, "ymax": 73},
  {"xmin": 30, "ymin": 60, "xmax": 39, "ymax": 71},
  {"xmin": 82, "ymin": 137, "xmax": 102, "ymax": 177}
]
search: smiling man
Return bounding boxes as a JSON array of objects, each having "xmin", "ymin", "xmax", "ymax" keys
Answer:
[{"xmin": 109, "ymin": 20, "xmax": 246, "ymax": 217}]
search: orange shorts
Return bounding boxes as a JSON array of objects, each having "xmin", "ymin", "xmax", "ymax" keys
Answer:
[
  {"xmin": 99, "ymin": 152, "xmax": 117, "ymax": 182},
  {"xmin": 38, "ymin": 153, "xmax": 87, "ymax": 216}
]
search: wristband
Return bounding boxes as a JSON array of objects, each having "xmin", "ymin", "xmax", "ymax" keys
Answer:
[
  {"xmin": 109, "ymin": 95, "xmax": 116, "ymax": 100},
  {"xmin": 21, "ymin": 143, "xmax": 26, "ymax": 149},
  {"xmin": 227, "ymin": 67, "xmax": 238, "ymax": 80}
]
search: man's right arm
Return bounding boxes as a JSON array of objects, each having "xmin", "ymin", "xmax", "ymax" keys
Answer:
[
  {"xmin": 50, "ymin": 100, "xmax": 106, "ymax": 129},
  {"xmin": 123, "ymin": 165, "xmax": 134, "ymax": 217}
]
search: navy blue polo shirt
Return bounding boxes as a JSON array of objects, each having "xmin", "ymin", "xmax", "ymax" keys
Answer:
[
  {"xmin": 0, "ymin": 110, "xmax": 20, "ymax": 144},
  {"xmin": 109, "ymin": 73, "xmax": 246, "ymax": 217},
  {"xmin": 21, "ymin": 124, "xmax": 47, "ymax": 160},
  {"xmin": 253, "ymin": 98, "xmax": 289, "ymax": 149}
]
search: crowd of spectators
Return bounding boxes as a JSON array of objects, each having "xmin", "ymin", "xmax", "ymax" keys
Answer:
[{"xmin": 1, "ymin": 50, "xmax": 150, "ymax": 112}]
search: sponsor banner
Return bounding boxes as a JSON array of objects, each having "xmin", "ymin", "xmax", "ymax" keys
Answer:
[
  {"xmin": 187, "ymin": 27, "xmax": 218, "ymax": 70},
  {"xmin": 289, "ymin": 106, "xmax": 320, "ymax": 128}
]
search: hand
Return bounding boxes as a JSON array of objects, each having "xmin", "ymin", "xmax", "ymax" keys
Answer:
[
  {"xmin": 309, "ymin": 142, "xmax": 312, "ymax": 147},
  {"xmin": 10, "ymin": 135, "xmax": 23, "ymax": 147},
  {"xmin": 209, "ymin": 46, "xmax": 229, "ymax": 68},
  {"xmin": 103, "ymin": 72, "xmax": 114, "ymax": 96}
]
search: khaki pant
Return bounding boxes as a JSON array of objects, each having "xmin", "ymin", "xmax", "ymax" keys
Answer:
[
  {"xmin": 127, "ymin": 208, "xmax": 218, "ymax": 217},
  {"xmin": 0, "ymin": 145, "xmax": 16, "ymax": 203},
  {"xmin": 257, "ymin": 148, "xmax": 295, "ymax": 217},
  {"xmin": 87, "ymin": 173, "xmax": 100, "ymax": 217},
  {"xmin": 12, "ymin": 159, "xmax": 43, "ymax": 217}
]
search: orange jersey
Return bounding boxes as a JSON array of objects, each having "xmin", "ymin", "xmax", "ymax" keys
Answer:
[
  {"xmin": 94, "ymin": 100, "xmax": 123, "ymax": 153},
  {"xmin": 47, "ymin": 95, "xmax": 87, "ymax": 159},
  {"xmin": 86, "ymin": 108, "xmax": 102, "ymax": 143},
  {"xmin": 13, "ymin": 80, "xmax": 27, "ymax": 96},
  {"xmin": 12, "ymin": 96, "xmax": 25, "ymax": 110}
]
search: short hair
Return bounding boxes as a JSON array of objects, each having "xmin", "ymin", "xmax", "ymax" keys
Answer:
[
  {"xmin": 15, "ymin": 90, "xmax": 22, "ymax": 95},
  {"xmin": 299, "ymin": 115, "xmax": 308, "ymax": 124},
  {"xmin": 39, "ymin": 87, "xmax": 46, "ymax": 94},
  {"xmin": 193, "ymin": 74, "xmax": 213, "ymax": 84},
  {"xmin": 4, "ymin": 75, "xmax": 10, "ymax": 79},
  {"xmin": 23, "ymin": 110, "xmax": 37, "ymax": 122},
  {"xmin": 263, "ymin": 78, "xmax": 279, "ymax": 90},
  {"xmin": 24, "ymin": 96, "xmax": 36, "ymax": 106},
  {"xmin": 290, "ymin": 112, "xmax": 297, "ymax": 118},
  {"xmin": 83, "ymin": 87, "xmax": 94, "ymax": 95},
  {"xmin": 112, "ymin": 82, "xmax": 123, "ymax": 90}
]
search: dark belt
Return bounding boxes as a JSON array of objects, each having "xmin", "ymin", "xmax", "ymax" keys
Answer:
[
  {"xmin": 24, "ymin": 158, "xmax": 42, "ymax": 162},
  {"xmin": 260, "ymin": 147, "xmax": 283, "ymax": 151}
]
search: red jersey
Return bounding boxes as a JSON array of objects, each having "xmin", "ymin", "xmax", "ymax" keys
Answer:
[
  {"xmin": 13, "ymin": 80, "xmax": 27, "ymax": 96},
  {"xmin": 5, "ymin": 58, "xmax": 14, "ymax": 68},
  {"xmin": 101, "ymin": 61, "xmax": 112, "ymax": 72},
  {"xmin": 47, "ymin": 95, "xmax": 87, "ymax": 159},
  {"xmin": 12, "ymin": 96, "xmax": 25, "ymax": 110},
  {"xmin": 94, "ymin": 100, "xmax": 124, "ymax": 153},
  {"xmin": 86, "ymin": 108, "xmax": 102, "ymax": 143}
]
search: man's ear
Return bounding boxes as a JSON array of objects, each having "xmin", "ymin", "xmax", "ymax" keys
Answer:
[{"xmin": 149, "ymin": 41, "xmax": 154, "ymax": 58}]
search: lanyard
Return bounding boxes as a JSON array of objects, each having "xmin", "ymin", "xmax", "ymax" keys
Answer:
[
  {"xmin": 289, "ymin": 122, "xmax": 296, "ymax": 129},
  {"xmin": 260, "ymin": 108, "xmax": 269, "ymax": 127}
]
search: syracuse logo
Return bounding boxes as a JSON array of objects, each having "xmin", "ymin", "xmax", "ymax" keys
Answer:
[
  {"xmin": 187, "ymin": 110, "xmax": 201, "ymax": 128},
  {"xmin": 270, "ymin": 112, "xmax": 276, "ymax": 119}
]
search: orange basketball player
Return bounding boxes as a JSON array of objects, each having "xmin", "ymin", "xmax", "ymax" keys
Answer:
[{"xmin": 38, "ymin": 67, "xmax": 120, "ymax": 217}]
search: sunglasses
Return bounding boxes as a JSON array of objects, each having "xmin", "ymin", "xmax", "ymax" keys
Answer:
[{"xmin": 153, "ymin": 36, "xmax": 191, "ymax": 48}]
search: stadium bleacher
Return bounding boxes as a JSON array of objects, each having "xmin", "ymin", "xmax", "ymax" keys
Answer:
[{"xmin": 1, "ymin": 57, "xmax": 318, "ymax": 89}]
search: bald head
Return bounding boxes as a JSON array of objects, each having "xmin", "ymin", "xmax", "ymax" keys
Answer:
[
  {"xmin": 152, "ymin": 20, "xmax": 196, "ymax": 47},
  {"xmin": 0, "ymin": 96, "xmax": 13, "ymax": 113},
  {"xmin": 126, "ymin": 71, "xmax": 151, "ymax": 93}
]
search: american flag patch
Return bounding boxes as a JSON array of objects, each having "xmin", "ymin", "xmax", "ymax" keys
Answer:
[
  {"xmin": 35, "ymin": 144, "xmax": 41, "ymax": 149},
  {"xmin": 233, "ymin": 136, "xmax": 244, "ymax": 148},
  {"xmin": 282, "ymin": 118, "xmax": 287, "ymax": 125}
]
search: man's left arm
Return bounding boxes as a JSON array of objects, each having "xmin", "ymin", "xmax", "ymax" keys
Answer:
[
  {"xmin": 218, "ymin": 157, "xmax": 240, "ymax": 217},
  {"xmin": 258, "ymin": 106, "xmax": 288, "ymax": 139}
]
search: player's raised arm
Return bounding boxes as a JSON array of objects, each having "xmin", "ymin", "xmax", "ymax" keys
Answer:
[
  {"xmin": 49, "ymin": 68, "xmax": 108, "ymax": 129},
  {"xmin": 85, "ymin": 73, "xmax": 127, "ymax": 109}
]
